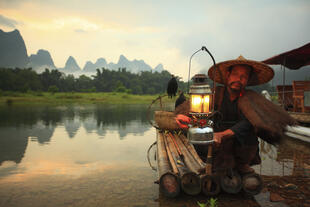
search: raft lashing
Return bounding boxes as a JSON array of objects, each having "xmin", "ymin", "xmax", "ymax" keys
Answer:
[{"xmin": 155, "ymin": 130, "xmax": 263, "ymax": 197}]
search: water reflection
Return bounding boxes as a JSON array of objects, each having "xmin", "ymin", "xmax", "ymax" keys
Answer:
[
  {"xmin": 0, "ymin": 104, "xmax": 309, "ymax": 207},
  {"xmin": 0, "ymin": 104, "xmax": 152, "ymax": 166},
  {"xmin": 0, "ymin": 127, "xmax": 28, "ymax": 165},
  {"xmin": 254, "ymin": 137, "xmax": 310, "ymax": 177}
]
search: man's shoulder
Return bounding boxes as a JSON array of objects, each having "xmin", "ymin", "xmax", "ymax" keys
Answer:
[{"xmin": 242, "ymin": 89, "xmax": 261, "ymax": 99}]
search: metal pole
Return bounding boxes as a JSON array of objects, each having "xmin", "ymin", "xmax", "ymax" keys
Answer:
[{"xmin": 282, "ymin": 57, "xmax": 287, "ymax": 109}]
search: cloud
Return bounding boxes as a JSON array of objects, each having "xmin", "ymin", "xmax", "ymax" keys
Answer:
[
  {"xmin": 75, "ymin": 29, "xmax": 87, "ymax": 33},
  {"xmin": 168, "ymin": 1, "xmax": 310, "ymax": 71},
  {"xmin": 53, "ymin": 17, "xmax": 100, "ymax": 31},
  {"xmin": 1, "ymin": 0, "xmax": 309, "ymax": 80},
  {"xmin": 0, "ymin": 15, "xmax": 19, "ymax": 28}
]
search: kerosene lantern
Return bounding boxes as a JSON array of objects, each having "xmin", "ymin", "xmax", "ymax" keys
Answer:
[
  {"xmin": 187, "ymin": 74, "xmax": 214, "ymax": 145},
  {"xmin": 186, "ymin": 46, "xmax": 217, "ymax": 145}
]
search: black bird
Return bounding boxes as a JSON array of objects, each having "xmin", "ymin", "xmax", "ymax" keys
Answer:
[
  {"xmin": 167, "ymin": 75, "xmax": 178, "ymax": 98},
  {"xmin": 175, "ymin": 92, "xmax": 186, "ymax": 108}
]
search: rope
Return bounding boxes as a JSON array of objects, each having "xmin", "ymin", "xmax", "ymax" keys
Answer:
[{"xmin": 147, "ymin": 141, "xmax": 157, "ymax": 171}]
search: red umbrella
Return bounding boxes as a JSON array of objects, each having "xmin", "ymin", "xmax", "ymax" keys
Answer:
[{"xmin": 262, "ymin": 42, "xmax": 310, "ymax": 69}]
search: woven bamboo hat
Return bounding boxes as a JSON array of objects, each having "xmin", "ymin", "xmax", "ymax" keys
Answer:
[{"xmin": 208, "ymin": 55, "xmax": 274, "ymax": 86}]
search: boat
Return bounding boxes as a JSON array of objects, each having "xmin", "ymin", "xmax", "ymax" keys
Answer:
[{"xmin": 262, "ymin": 42, "xmax": 310, "ymax": 125}]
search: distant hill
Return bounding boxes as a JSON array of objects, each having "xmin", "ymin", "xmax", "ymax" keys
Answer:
[
  {"xmin": 0, "ymin": 29, "xmax": 28, "ymax": 68},
  {"xmin": 0, "ymin": 29, "xmax": 167, "ymax": 74},
  {"xmin": 82, "ymin": 58, "xmax": 107, "ymax": 72},
  {"xmin": 28, "ymin": 49, "xmax": 56, "ymax": 72},
  {"xmin": 60, "ymin": 56, "xmax": 81, "ymax": 73},
  {"xmin": 82, "ymin": 55, "xmax": 164, "ymax": 74}
]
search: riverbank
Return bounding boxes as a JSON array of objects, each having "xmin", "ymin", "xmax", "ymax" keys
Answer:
[{"xmin": 0, "ymin": 91, "xmax": 176, "ymax": 105}]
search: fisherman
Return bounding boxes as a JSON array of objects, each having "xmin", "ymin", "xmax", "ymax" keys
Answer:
[{"xmin": 175, "ymin": 56, "xmax": 296, "ymax": 174}]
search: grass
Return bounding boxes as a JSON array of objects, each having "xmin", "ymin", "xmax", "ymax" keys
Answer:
[
  {"xmin": 197, "ymin": 198, "xmax": 218, "ymax": 207},
  {"xmin": 0, "ymin": 91, "xmax": 175, "ymax": 105}
]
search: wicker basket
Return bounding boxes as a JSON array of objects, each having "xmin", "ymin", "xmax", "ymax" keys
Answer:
[{"xmin": 154, "ymin": 111, "xmax": 180, "ymax": 130}]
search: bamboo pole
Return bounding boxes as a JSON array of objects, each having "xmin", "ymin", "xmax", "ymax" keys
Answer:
[
  {"xmin": 220, "ymin": 170, "xmax": 242, "ymax": 194},
  {"xmin": 157, "ymin": 131, "xmax": 180, "ymax": 197},
  {"xmin": 163, "ymin": 135, "xmax": 179, "ymax": 174},
  {"xmin": 204, "ymin": 144, "xmax": 216, "ymax": 194},
  {"xmin": 171, "ymin": 133, "xmax": 204, "ymax": 174},
  {"xmin": 179, "ymin": 133, "xmax": 220, "ymax": 195},
  {"xmin": 205, "ymin": 145, "xmax": 213, "ymax": 175},
  {"xmin": 201, "ymin": 175, "xmax": 221, "ymax": 196},
  {"xmin": 165, "ymin": 133, "xmax": 201, "ymax": 195},
  {"xmin": 168, "ymin": 132, "xmax": 183, "ymax": 159},
  {"xmin": 242, "ymin": 173, "xmax": 263, "ymax": 195},
  {"xmin": 179, "ymin": 134, "xmax": 206, "ymax": 169}
]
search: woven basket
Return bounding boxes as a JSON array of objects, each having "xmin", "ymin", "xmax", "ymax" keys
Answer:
[{"xmin": 154, "ymin": 111, "xmax": 179, "ymax": 130}]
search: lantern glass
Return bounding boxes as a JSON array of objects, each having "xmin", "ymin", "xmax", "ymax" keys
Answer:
[
  {"xmin": 189, "ymin": 74, "xmax": 213, "ymax": 114},
  {"xmin": 191, "ymin": 94, "xmax": 202, "ymax": 113},
  {"xmin": 203, "ymin": 95, "xmax": 210, "ymax": 113},
  {"xmin": 190, "ymin": 94, "xmax": 211, "ymax": 113}
]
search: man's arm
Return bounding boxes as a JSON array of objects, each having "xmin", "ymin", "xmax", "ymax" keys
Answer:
[
  {"xmin": 214, "ymin": 113, "xmax": 253, "ymax": 145},
  {"xmin": 213, "ymin": 129, "xmax": 234, "ymax": 145}
]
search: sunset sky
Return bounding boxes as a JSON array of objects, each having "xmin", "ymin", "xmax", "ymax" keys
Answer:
[{"xmin": 0, "ymin": 0, "xmax": 309, "ymax": 79}]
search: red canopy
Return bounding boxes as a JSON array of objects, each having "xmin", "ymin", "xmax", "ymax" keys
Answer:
[{"xmin": 262, "ymin": 42, "xmax": 310, "ymax": 70}]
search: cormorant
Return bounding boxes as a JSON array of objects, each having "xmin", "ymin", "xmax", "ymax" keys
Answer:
[
  {"xmin": 175, "ymin": 92, "xmax": 186, "ymax": 108},
  {"xmin": 167, "ymin": 75, "xmax": 178, "ymax": 98}
]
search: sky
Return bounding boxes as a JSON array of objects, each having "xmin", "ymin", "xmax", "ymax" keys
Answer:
[{"xmin": 0, "ymin": 0, "xmax": 310, "ymax": 80}]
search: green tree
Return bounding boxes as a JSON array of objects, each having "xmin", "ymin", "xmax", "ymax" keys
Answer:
[{"xmin": 48, "ymin": 85, "xmax": 59, "ymax": 94}]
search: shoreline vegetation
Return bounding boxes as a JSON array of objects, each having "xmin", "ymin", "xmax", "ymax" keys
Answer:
[{"xmin": 0, "ymin": 91, "xmax": 177, "ymax": 105}]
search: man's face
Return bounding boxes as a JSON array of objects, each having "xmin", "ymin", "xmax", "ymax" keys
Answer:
[{"xmin": 226, "ymin": 65, "xmax": 251, "ymax": 92}]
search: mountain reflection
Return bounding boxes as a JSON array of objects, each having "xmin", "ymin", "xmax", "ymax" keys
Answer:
[
  {"xmin": 0, "ymin": 127, "xmax": 28, "ymax": 165},
  {"xmin": 0, "ymin": 104, "xmax": 152, "ymax": 165},
  {"xmin": 64, "ymin": 118, "xmax": 81, "ymax": 138}
]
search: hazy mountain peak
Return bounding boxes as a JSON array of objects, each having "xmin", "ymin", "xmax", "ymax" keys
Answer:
[
  {"xmin": 0, "ymin": 29, "xmax": 20, "ymax": 35},
  {"xmin": 84, "ymin": 60, "xmax": 94, "ymax": 66},
  {"xmin": 154, "ymin": 63, "xmax": 164, "ymax": 72},
  {"xmin": 28, "ymin": 49, "xmax": 55, "ymax": 70},
  {"xmin": 64, "ymin": 56, "xmax": 81, "ymax": 72},
  {"xmin": 119, "ymin": 54, "xmax": 126, "ymax": 59},
  {"xmin": 0, "ymin": 28, "xmax": 28, "ymax": 68},
  {"xmin": 12, "ymin": 29, "xmax": 20, "ymax": 34},
  {"xmin": 118, "ymin": 54, "xmax": 129, "ymax": 64},
  {"xmin": 95, "ymin": 58, "xmax": 107, "ymax": 65},
  {"xmin": 82, "ymin": 61, "xmax": 94, "ymax": 71},
  {"xmin": 67, "ymin": 56, "xmax": 75, "ymax": 61},
  {"xmin": 85, "ymin": 60, "xmax": 93, "ymax": 64},
  {"xmin": 66, "ymin": 56, "xmax": 76, "ymax": 65}
]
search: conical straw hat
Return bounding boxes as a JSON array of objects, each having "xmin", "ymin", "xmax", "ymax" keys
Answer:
[{"xmin": 208, "ymin": 55, "xmax": 274, "ymax": 86}]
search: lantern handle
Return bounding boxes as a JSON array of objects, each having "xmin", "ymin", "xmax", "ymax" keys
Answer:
[
  {"xmin": 188, "ymin": 47, "xmax": 203, "ymax": 93},
  {"xmin": 188, "ymin": 46, "xmax": 218, "ymax": 111}
]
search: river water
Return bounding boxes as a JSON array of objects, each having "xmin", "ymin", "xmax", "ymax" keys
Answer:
[{"xmin": 0, "ymin": 104, "xmax": 309, "ymax": 207}]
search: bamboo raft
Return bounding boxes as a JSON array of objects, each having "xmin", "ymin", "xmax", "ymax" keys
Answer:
[
  {"xmin": 155, "ymin": 129, "xmax": 262, "ymax": 197},
  {"xmin": 152, "ymin": 110, "xmax": 263, "ymax": 197}
]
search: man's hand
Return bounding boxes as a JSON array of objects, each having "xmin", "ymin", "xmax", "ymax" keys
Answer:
[
  {"xmin": 175, "ymin": 114, "xmax": 191, "ymax": 129},
  {"xmin": 213, "ymin": 129, "xmax": 235, "ymax": 146}
]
